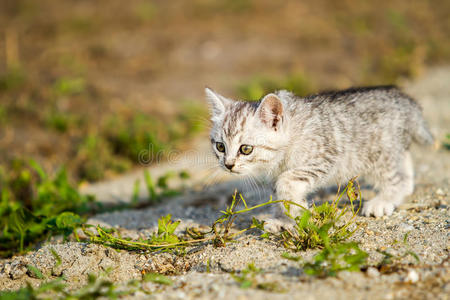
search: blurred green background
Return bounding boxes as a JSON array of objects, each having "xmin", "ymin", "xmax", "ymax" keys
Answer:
[{"xmin": 1, "ymin": 0, "xmax": 449, "ymax": 182}]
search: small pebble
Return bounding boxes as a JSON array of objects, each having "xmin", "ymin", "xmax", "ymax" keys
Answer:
[
  {"xmin": 10, "ymin": 264, "xmax": 27, "ymax": 280},
  {"xmin": 3, "ymin": 264, "xmax": 11, "ymax": 276},
  {"xmin": 405, "ymin": 269, "xmax": 419, "ymax": 283},
  {"xmin": 398, "ymin": 223, "xmax": 414, "ymax": 232},
  {"xmin": 367, "ymin": 267, "xmax": 380, "ymax": 278},
  {"xmin": 337, "ymin": 270, "xmax": 352, "ymax": 280},
  {"xmin": 365, "ymin": 229, "xmax": 374, "ymax": 235},
  {"xmin": 435, "ymin": 188, "xmax": 445, "ymax": 196}
]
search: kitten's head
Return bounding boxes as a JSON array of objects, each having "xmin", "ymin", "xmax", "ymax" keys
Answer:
[{"xmin": 205, "ymin": 88, "xmax": 288, "ymax": 175}]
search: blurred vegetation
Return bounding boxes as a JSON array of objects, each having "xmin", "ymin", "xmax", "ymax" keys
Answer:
[
  {"xmin": 443, "ymin": 134, "xmax": 450, "ymax": 150},
  {"xmin": 231, "ymin": 263, "xmax": 283, "ymax": 292},
  {"xmin": 0, "ymin": 157, "xmax": 190, "ymax": 258},
  {"xmin": 0, "ymin": 272, "xmax": 151, "ymax": 299},
  {"xmin": 0, "ymin": 160, "xmax": 93, "ymax": 257},
  {"xmin": 0, "ymin": 81, "xmax": 205, "ymax": 182},
  {"xmin": 237, "ymin": 73, "xmax": 315, "ymax": 100}
]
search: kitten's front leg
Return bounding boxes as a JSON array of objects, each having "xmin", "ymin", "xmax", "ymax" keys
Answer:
[{"xmin": 265, "ymin": 169, "xmax": 316, "ymax": 233}]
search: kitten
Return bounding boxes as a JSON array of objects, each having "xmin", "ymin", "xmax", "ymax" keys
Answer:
[{"xmin": 205, "ymin": 86, "xmax": 433, "ymax": 229}]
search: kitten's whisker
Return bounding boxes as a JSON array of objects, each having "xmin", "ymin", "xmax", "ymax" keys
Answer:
[
  {"xmin": 194, "ymin": 166, "xmax": 219, "ymax": 187},
  {"xmin": 181, "ymin": 115, "xmax": 211, "ymax": 130},
  {"xmin": 238, "ymin": 165, "xmax": 263, "ymax": 202},
  {"xmin": 200, "ymin": 169, "xmax": 221, "ymax": 189},
  {"xmin": 193, "ymin": 116, "xmax": 212, "ymax": 126},
  {"xmin": 243, "ymin": 175, "xmax": 256, "ymax": 198},
  {"xmin": 248, "ymin": 174, "xmax": 264, "ymax": 202},
  {"xmin": 200, "ymin": 168, "xmax": 228, "ymax": 190},
  {"xmin": 242, "ymin": 176, "xmax": 255, "ymax": 200},
  {"xmin": 183, "ymin": 155, "xmax": 218, "ymax": 170}
]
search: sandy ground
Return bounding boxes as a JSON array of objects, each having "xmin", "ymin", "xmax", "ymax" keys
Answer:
[{"xmin": 0, "ymin": 67, "xmax": 449, "ymax": 299}]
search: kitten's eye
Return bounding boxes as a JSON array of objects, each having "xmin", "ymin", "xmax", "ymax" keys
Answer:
[
  {"xmin": 216, "ymin": 142, "xmax": 225, "ymax": 153},
  {"xmin": 240, "ymin": 144, "xmax": 253, "ymax": 155}
]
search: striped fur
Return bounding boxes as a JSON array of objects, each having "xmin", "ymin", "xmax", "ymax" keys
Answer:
[{"xmin": 205, "ymin": 86, "xmax": 433, "ymax": 221}]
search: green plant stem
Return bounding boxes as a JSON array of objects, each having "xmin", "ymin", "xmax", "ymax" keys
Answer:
[
  {"xmin": 20, "ymin": 234, "xmax": 24, "ymax": 253},
  {"xmin": 83, "ymin": 179, "xmax": 361, "ymax": 254},
  {"xmin": 219, "ymin": 199, "xmax": 306, "ymax": 219},
  {"xmin": 84, "ymin": 198, "xmax": 299, "ymax": 251},
  {"xmin": 144, "ymin": 170, "xmax": 157, "ymax": 201},
  {"xmin": 86, "ymin": 226, "xmax": 212, "ymax": 249}
]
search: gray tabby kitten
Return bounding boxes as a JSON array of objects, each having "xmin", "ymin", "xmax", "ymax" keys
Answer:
[{"xmin": 205, "ymin": 86, "xmax": 432, "ymax": 228}]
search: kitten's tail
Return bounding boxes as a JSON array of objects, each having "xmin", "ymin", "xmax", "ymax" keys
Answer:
[{"xmin": 411, "ymin": 112, "xmax": 434, "ymax": 145}]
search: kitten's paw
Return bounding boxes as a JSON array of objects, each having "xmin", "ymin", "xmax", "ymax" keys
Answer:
[
  {"xmin": 263, "ymin": 218, "xmax": 295, "ymax": 234},
  {"xmin": 363, "ymin": 198, "xmax": 395, "ymax": 217}
]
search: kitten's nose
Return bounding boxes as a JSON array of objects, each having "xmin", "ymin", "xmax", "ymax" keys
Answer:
[{"xmin": 225, "ymin": 163, "xmax": 234, "ymax": 170}]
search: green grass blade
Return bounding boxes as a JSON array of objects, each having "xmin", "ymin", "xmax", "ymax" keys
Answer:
[{"xmin": 144, "ymin": 170, "xmax": 157, "ymax": 202}]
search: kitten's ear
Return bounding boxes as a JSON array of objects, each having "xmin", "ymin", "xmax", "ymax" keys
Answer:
[
  {"xmin": 257, "ymin": 93, "xmax": 283, "ymax": 130},
  {"xmin": 205, "ymin": 87, "xmax": 232, "ymax": 121}
]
